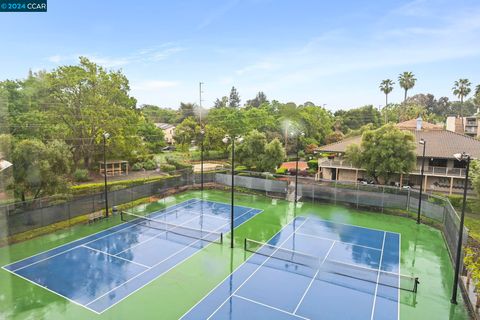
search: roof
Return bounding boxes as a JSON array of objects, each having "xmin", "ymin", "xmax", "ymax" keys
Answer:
[
  {"xmin": 318, "ymin": 130, "xmax": 480, "ymax": 159},
  {"xmin": 0, "ymin": 159, "xmax": 12, "ymax": 172},
  {"xmin": 395, "ymin": 119, "xmax": 443, "ymax": 130},
  {"xmin": 155, "ymin": 123, "xmax": 175, "ymax": 130}
]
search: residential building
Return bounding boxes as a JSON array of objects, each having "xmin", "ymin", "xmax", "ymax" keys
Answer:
[
  {"xmin": 446, "ymin": 113, "xmax": 480, "ymax": 137},
  {"xmin": 316, "ymin": 118, "xmax": 480, "ymax": 195},
  {"xmin": 155, "ymin": 123, "xmax": 176, "ymax": 144}
]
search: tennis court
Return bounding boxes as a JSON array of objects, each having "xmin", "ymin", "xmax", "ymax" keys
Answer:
[
  {"xmin": 2, "ymin": 198, "xmax": 262, "ymax": 314},
  {"xmin": 182, "ymin": 216, "xmax": 417, "ymax": 320}
]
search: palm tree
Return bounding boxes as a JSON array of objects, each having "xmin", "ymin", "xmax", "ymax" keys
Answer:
[
  {"xmin": 398, "ymin": 72, "xmax": 417, "ymax": 102},
  {"xmin": 452, "ymin": 79, "xmax": 472, "ymax": 117},
  {"xmin": 379, "ymin": 79, "xmax": 394, "ymax": 106}
]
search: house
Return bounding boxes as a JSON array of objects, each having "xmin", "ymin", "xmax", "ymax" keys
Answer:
[
  {"xmin": 446, "ymin": 113, "xmax": 480, "ymax": 137},
  {"xmin": 155, "ymin": 123, "xmax": 176, "ymax": 144},
  {"xmin": 316, "ymin": 118, "xmax": 480, "ymax": 195}
]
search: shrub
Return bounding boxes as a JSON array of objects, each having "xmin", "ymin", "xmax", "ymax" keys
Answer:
[
  {"xmin": 73, "ymin": 169, "xmax": 90, "ymax": 182},
  {"xmin": 160, "ymin": 163, "xmax": 176, "ymax": 173},
  {"xmin": 166, "ymin": 156, "xmax": 192, "ymax": 170},
  {"xmin": 70, "ymin": 176, "xmax": 174, "ymax": 195},
  {"xmin": 235, "ymin": 165, "xmax": 248, "ymax": 172},
  {"xmin": 307, "ymin": 159, "xmax": 318, "ymax": 171},
  {"xmin": 131, "ymin": 162, "xmax": 143, "ymax": 171},
  {"xmin": 143, "ymin": 159, "xmax": 157, "ymax": 170},
  {"xmin": 276, "ymin": 167, "xmax": 288, "ymax": 175}
]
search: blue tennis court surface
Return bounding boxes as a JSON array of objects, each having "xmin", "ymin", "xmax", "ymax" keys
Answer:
[
  {"xmin": 182, "ymin": 216, "xmax": 404, "ymax": 320},
  {"xmin": 2, "ymin": 198, "xmax": 262, "ymax": 314}
]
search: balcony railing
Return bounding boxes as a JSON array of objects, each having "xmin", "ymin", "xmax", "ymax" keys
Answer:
[{"xmin": 319, "ymin": 159, "xmax": 467, "ymax": 177}]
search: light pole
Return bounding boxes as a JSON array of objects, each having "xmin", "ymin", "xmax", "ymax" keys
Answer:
[
  {"xmin": 223, "ymin": 135, "xmax": 243, "ymax": 248},
  {"xmin": 103, "ymin": 132, "xmax": 110, "ymax": 218},
  {"xmin": 451, "ymin": 152, "xmax": 471, "ymax": 304},
  {"xmin": 200, "ymin": 129, "xmax": 205, "ymax": 191},
  {"xmin": 292, "ymin": 131, "xmax": 305, "ymax": 204},
  {"xmin": 417, "ymin": 139, "xmax": 426, "ymax": 224}
]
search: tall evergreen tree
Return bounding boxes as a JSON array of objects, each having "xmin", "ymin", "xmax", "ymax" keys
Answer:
[
  {"xmin": 228, "ymin": 86, "xmax": 241, "ymax": 108},
  {"xmin": 398, "ymin": 72, "xmax": 417, "ymax": 102}
]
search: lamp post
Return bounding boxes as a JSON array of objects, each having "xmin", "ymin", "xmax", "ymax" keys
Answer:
[
  {"xmin": 292, "ymin": 131, "xmax": 305, "ymax": 204},
  {"xmin": 417, "ymin": 139, "xmax": 426, "ymax": 224},
  {"xmin": 200, "ymin": 129, "xmax": 205, "ymax": 191},
  {"xmin": 103, "ymin": 132, "xmax": 110, "ymax": 218},
  {"xmin": 451, "ymin": 152, "xmax": 471, "ymax": 304},
  {"xmin": 223, "ymin": 135, "xmax": 243, "ymax": 248}
]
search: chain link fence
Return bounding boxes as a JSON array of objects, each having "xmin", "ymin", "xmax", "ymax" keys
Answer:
[
  {"xmin": 0, "ymin": 171, "xmax": 218, "ymax": 242},
  {"xmin": 214, "ymin": 172, "xmax": 467, "ymax": 265}
]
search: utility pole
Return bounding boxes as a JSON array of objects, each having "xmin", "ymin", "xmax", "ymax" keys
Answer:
[{"xmin": 199, "ymin": 82, "xmax": 204, "ymax": 124}]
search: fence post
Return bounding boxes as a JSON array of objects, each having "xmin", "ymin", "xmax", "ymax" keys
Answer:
[
  {"xmin": 356, "ymin": 183, "xmax": 359, "ymax": 209},
  {"xmin": 334, "ymin": 181, "xmax": 337, "ymax": 205},
  {"xmin": 381, "ymin": 186, "xmax": 385, "ymax": 213},
  {"xmin": 407, "ymin": 188, "xmax": 411, "ymax": 212}
]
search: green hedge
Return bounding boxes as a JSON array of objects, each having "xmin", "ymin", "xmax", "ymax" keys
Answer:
[
  {"xmin": 190, "ymin": 150, "xmax": 227, "ymax": 161},
  {"xmin": 307, "ymin": 159, "xmax": 318, "ymax": 171},
  {"xmin": 71, "ymin": 176, "xmax": 174, "ymax": 195}
]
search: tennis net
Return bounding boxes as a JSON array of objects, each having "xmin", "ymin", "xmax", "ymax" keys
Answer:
[
  {"xmin": 244, "ymin": 238, "xmax": 419, "ymax": 293},
  {"xmin": 121, "ymin": 211, "xmax": 223, "ymax": 244}
]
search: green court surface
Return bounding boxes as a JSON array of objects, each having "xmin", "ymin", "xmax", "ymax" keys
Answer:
[{"xmin": 0, "ymin": 190, "xmax": 470, "ymax": 320}]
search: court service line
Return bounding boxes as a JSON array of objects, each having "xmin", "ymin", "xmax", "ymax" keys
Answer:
[
  {"xmin": 294, "ymin": 231, "xmax": 382, "ymax": 251},
  {"xmin": 206, "ymin": 218, "xmax": 310, "ymax": 320},
  {"xmin": 293, "ymin": 240, "xmax": 336, "ymax": 314},
  {"xmin": 304, "ymin": 217, "xmax": 401, "ymax": 236},
  {"xmin": 370, "ymin": 231, "xmax": 387, "ymax": 320},
  {"xmin": 234, "ymin": 294, "xmax": 310, "ymax": 320},
  {"xmin": 113, "ymin": 212, "xmax": 213, "ymax": 256},
  {"xmin": 179, "ymin": 216, "xmax": 306, "ymax": 320},
  {"xmin": 3, "ymin": 198, "xmax": 201, "ymax": 270},
  {"xmin": 86, "ymin": 207, "xmax": 261, "ymax": 312},
  {"xmin": 0, "ymin": 265, "xmax": 102, "ymax": 315},
  {"xmin": 81, "ymin": 245, "xmax": 151, "ymax": 269}
]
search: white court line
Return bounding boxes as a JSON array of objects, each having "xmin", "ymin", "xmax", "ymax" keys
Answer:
[
  {"xmin": 206, "ymin": 218, "xmax": 310, "ymax": 320},
  {"xmin": 0, "ymin": 265, "xmax": 101, "ymax": 315},
  {"xmin": 398, "ymin": 233, "xmax": 401, "ymax": 320},
  {"xmin": 81, "ymin": 246, "xmax": 151, "ymax": 269},
  {"xmin": 304, "ymin": 217, "xmax": 401, "ymax": 236},
  {"xmin": 295, "ymin": 232, "xmax": 382, "ymax": 251},
  {"xmin": 179, "ymin": 216, "xmax": 302, "ymax": 320},
  {"xmin": 86, "ymin": 207, "xmax": 261, "ymax": 313},
  {"xmin": 4, "ymin": 198, "xmax": 201, "ymax": 270},
  {"xmin": 293, "ymin": 240, "xmax": 336, "ymax": 314},
  {"xmin": 234, "ymin": 294, "xmax": 310, "ymax": 320},
  {"xmin": 113, "ymin": 212, "xmax": 212, "ymax": 256},
  {"xmin": 370, "ymin": 231, "xmax": 387, "ymax": 320}
]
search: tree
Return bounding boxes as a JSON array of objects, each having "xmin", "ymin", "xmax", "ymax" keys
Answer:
[
  {"xmin": 137, "ymin": 120, "xmax": 165, "ymax": 153},
  {"xmin": 235, "ymin": 130, "xmax": 285, "ymax": 172},
  {"xmin": 140, "ymin": 105, "xmax": 177, "ymax": 123},
  {"xmin": 174, "ymin": 117, "xmax": 200, "ymax": 150},
  {"xmin": 298, "ymin": 105, "xmax": 334, "ymax": 144},
  {"xmin": 177, "ymin": 102, "xmax": 196, "ymax": 122},
  {"xmin": 379, "ymin": 79, "xmax": 394, "ymax": 106},
  {"xmin": 246, "ymin": 91, "xmax": 268, "ymax": 108},
  {"xmin": 228, "ymin": 86, "xmax": 241, "ymax": 108},
  {"xmin": 203, "ymin": 124, "xmax": 227, "ymax": 153},
  {"xmin": 474, "ymin": 85, "xmax": 480, "ymax": 107},
  {"xmin": 334, "ymin": 105, "xmax": 381, "ymax": 132},
  {"xmin": 47, "ymin": 57, "xmax": 142, "ymax": 168},
  {"xmin": 452, "ymin": 79, "xmax": 472, "ymax": 121},
  {"xmin": 398, "ymin": 72, "xmax": 417, "ymax": 102},
  {"xmin": 213, "ymin": 96, "xmax": 228, "ymax": 109},
  {"xmin": 345, "ymin": 124, "xmax": 416, "ymax": 184},
  {"xmin": 259, "ymin": 138, "xmax": 285, "ymax": 172},
  {"xmin": 12, "ymin": 139, "xmax": 72, "ymax": 201}
]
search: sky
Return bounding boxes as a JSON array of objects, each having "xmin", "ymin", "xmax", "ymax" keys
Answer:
[{"xmin": 1, "ymin": 0, "xmax": 480, "ymax": 111}]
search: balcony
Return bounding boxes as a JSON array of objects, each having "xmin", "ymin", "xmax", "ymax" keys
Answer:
[{"xmin": 319, "ymin": 159, "xmax": 467, "ymax": 177}]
